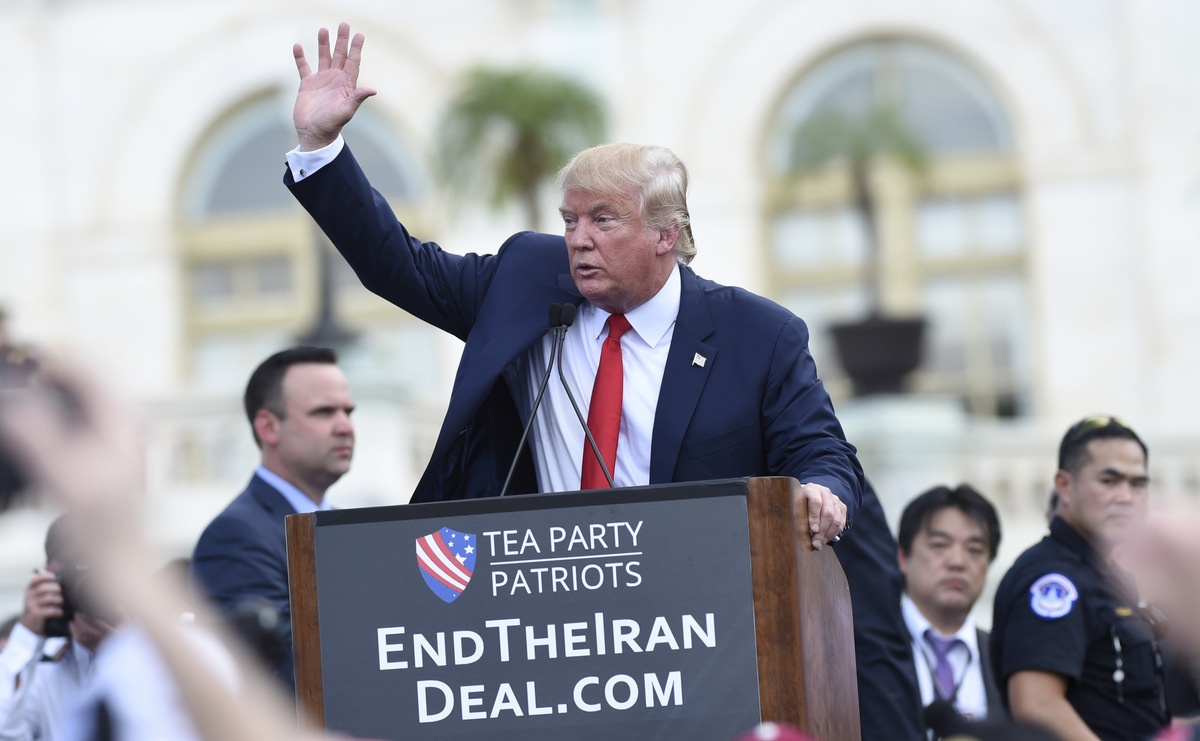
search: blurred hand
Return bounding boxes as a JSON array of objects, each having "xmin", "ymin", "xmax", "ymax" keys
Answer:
[
  {"xmin": 0, "ymin": 359, "xmax": 143, "ymax": 521},
  {"xmin": 292, "ymin": 22, "xmax": 377, "ymax": 151},
  {"xmin": 0, "ymin": 362, "xmax": 322, "ymax": 741},
  {"xmin": 794, "ymin": 482, "xmax": 847, "ymax": 551},
  {"xmin": 69, "ymin": 611, "xmax": 113, "ymax": 654},
  {"xmin": 1121, "ymin": 511, "xmax": 1200, "ymax": 651},
  {"xmin": 19, "ymin": 570, "xmax": 63, "ymax": 636}
]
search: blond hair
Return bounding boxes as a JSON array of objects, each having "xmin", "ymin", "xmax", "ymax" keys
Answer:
[{"xmin": 557, "ymin": 143, "xmax": 695, "ymax": 265}]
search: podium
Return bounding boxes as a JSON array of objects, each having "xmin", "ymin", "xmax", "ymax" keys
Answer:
[{"xmin": 287, "ymin": 477, "xmax": 860, "ymax": 741}]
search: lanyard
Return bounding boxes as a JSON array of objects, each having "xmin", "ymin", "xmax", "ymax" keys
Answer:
[{"xmin": 1110, "ymin": 625, "xmax": 1168, "ymax": 717}]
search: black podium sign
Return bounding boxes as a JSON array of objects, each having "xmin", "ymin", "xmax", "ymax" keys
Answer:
[{"xmin": 302, "ymin": 480, "xmax": 761, "ymax": 741}]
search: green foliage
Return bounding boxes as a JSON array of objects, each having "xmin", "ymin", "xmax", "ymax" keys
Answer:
[
  {"xmin": 787, "ymin": 107, "xmax": 927, "ymax": 315},
  {"xmin": 437, "ymin": 67, "xmax": 606, "ymax": 228},
  {"xmin": 787, "ymin": 107, "xmax": 926, "ymax": 178}
]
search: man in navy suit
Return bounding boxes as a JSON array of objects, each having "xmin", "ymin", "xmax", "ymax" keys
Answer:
[
  {"xmin": 191, "ymin": 346, "xmax": 355, "ymax": 688},
  {"xmin": 283, "ymin": 23, "xmax": 862, "ymax": 550}
]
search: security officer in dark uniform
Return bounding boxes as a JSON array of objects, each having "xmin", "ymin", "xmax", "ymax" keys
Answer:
[{"xmin": 991, "ymin": 415, "xmax": 1167, "ymax": 741}]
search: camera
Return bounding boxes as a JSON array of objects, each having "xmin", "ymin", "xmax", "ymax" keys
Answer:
[
  {"xmin": 42, "ymin": 561, "xmax": 115, "ymax": 637},
  {"xmin": 42, "ymin": 562, "xmax": 90, "ymax": 637}
]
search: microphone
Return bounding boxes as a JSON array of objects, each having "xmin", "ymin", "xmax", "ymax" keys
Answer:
[
  {"xmin": 559, "ymin": 302, "xmax": 577, "ymax": 327},
  {"xmin": 499, "ymin": 304, "xmax": 565, "ymax": 497},
  {"xmin": 923, "ymin": 699, "xmax": 969, "ymax": 740},
  {"xmin": 555, "ymin": 304, "xmax": 615, "ymax": 488}
]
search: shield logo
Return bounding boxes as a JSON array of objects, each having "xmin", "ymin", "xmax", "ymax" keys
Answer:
[{"xmin": 416, "ymin": 527, "xmax": 477, "ymax": 603}]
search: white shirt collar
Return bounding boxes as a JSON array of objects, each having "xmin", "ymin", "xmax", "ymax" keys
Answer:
[
  {"xmin": 580, "ymin": 264, "xmax": 681, "ymax": 347},
  {"xmin": 255, "ymin": 464, "xmax": 332, "ymax": 514}
]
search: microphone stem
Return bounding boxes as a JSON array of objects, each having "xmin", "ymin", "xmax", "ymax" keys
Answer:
[
  {"xmin": 557, "ymin": 328, "xmax": 614, "ymax": 488},
  {"xmin": 499, "ymin": 326, "xmax": 560, "ymax": 497}
]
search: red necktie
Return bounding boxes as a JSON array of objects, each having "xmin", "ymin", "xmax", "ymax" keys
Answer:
[{"xmin": 581, "ymin": 314, "xmax": 632, "ymax": 489}]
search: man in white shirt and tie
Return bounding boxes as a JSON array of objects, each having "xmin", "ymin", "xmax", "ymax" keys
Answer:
[{"xmin": 897, "ymin": 484, "xmax": 1004, "ymax": 734}]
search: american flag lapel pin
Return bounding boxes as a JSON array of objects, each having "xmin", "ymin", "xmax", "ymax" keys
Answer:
[{"xmin": 692, "ymin": 353, "xmax": 706, "ymax": 367}]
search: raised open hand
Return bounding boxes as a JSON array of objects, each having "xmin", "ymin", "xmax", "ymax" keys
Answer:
[{"xmin": 292, "ymin": 22, "xmax": 377, "ymax": 152}]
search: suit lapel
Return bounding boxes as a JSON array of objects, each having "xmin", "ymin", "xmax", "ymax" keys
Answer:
[{"xmin": 649, "ymin": 268, "xmax": 715, "ymax": 483}]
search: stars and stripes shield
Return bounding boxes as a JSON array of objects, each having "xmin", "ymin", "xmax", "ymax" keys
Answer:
[{"xmin": 416, "ymin": 527, "xmax": 477, "ymax": 603}]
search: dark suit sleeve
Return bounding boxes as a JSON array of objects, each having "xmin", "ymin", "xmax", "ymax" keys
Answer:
[
  {"xmin": 193, "ymin": 514, "xmax": 291, "ymax": 616},
  {"xmin": 192, "ymin": 512, "xmax": 294, "ymax": 683},
  {"xmin": 831, "ymin": 481, "xmax": 924, "ymax": 740},
  {"xmin": 762, "ymin": 314, "xmax": 865, "ymax": 519},
  {"xmin": 285, "ymin": 145, "xmax": 506, "ymax": 341}
]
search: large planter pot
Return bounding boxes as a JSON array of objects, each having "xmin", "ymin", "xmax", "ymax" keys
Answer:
[{"xmin": 830, "ymin": 315, "xmax": 927, "ymax": 396}]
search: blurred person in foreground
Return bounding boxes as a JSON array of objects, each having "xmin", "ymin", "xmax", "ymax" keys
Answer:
[
  {"xmin": 0, "ymin": 571, "xmax": 68, "ymax": 703},
  {"xmin": 284, "ymin": 23, "xmax": 859, "ymax": 550},
  {"xmin": 991, "ymin": 415, "xmax": 1165, "ymax": 740},
  {"xmin": 0, "ymin": 360, "xmax": 333, "ymax": 741},
  {"xmin": 897, "ymin": 484, "xmax": 1004, "ymax": 734},
  {"xmin": 1124, "ymin": 504, "xmax": 1200, "ymax": 740},
  {"xmin": 0, "ymin": 515, "xmax": 116, "ymax": 741},
  {"xmin": 191, "ymin": 346, "xmax": 354, "ymax": 689},
  {"xmin": 0, "ymin": 308, "xmax": 37, "ymax": 506}
]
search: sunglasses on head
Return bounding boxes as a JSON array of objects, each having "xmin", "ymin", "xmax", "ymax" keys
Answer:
[
  {"xmin": 1058, "ymin": 415, "xmax": 1142, "ymax": 469},
  {"xmin": 1064, "ymin": 415, "xmax": 1134, "ymax": 442}
]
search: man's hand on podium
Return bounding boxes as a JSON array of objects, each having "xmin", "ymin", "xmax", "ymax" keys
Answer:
[{"xmin": 796, "ymin": 482, "xmax": 847, "ymax": 551}]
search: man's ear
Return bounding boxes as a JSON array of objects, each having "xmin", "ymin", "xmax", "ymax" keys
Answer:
[
  {"xmin": 253, "ymin": 409, "xmax": 281, "ymax": 448},
  {"xmin": 1054, "ymin": 469, "xmax": 1073, "ymax": 510},
  {"xmin": 896, "ymin": 546, "xmax": 909, "ymax": 577},
  {"xmin": 656, "ymin": 223, "xmax": 680, "ymax": 256}
]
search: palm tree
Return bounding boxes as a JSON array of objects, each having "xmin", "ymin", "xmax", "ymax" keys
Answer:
[
  {"xmin": 788, "ymin": 107, "xmax": 926, "ymax": 317},
  {"xmin": 438, "ymin": 67, "xmax": 606, "ymax": 229},
  {"xmin": 788, "ymin": 107, "xmax": 929, "ymax": 395}
]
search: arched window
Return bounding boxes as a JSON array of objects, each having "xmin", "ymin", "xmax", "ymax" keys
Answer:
[
  {"xmin": 178, "ymin": 92, "xmax": 432, "ymax": 391},
  {"xmin": 764, "ymin": 39, "xmax": 1030, "ymax": 416}
]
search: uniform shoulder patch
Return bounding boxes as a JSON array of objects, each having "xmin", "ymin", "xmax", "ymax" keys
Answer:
[{"xmin": 1029, "ymin": 572, "xmax": 1079, "ymax": 619}]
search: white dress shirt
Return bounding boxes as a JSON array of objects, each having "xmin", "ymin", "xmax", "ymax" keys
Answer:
[
  {"xmin": 254, "ymin": 465, "xmax": 333, "ymax": 513},
  {"xmin": 506, "ymin": 266, "xmax": 680, "ymax": 492},
  {"xmin": 902, "ymin": 595, "xmax": 989, "ymax": 721},
  {"xmin": 0, "ymin": 623, "xmax": 66, "ymax": 705},
  {"xmin": 0, "ymin": 635, "xmax": 93, "ymax": 741},
  {"xmin": 60, "ymin": 625, "xmax": 239, "ymax": 741}
]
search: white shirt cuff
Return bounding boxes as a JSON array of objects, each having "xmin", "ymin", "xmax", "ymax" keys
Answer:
[
  {"xmin": 0, "ymin": 622, "xmax": 44, "ymax": 674},
  {"xmin": 6, "ymin": 621, "xmax": 42, "ymax": 655},
  {"xmin": 285, "ymin": 135, "xmax": 345, "ymax": 182}
]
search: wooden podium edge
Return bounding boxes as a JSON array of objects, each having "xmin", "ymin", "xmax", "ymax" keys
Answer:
[
  {"xmin": 286, "ymin": 512, "xmax": 324, "ymax": 726},
  {"xmin": 747, "ymin": 477, "xmax": 861, "ymax": 741}
]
